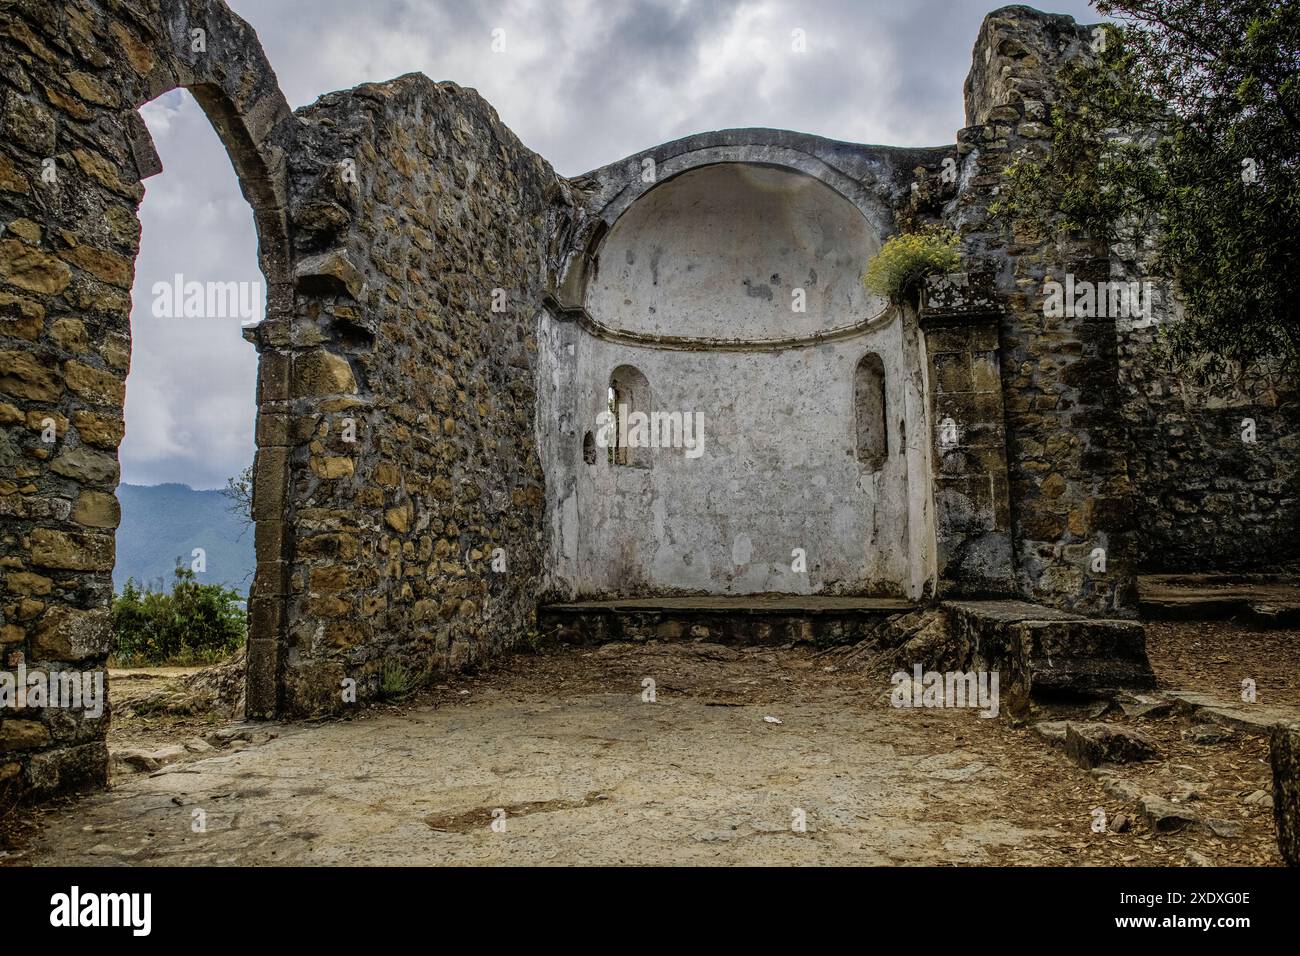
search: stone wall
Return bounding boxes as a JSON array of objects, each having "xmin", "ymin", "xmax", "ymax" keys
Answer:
[
  {"xmin": 951, "ymin": 6, "xmax": 1299, "ymax": 582},
  {"xmin": 1117, "ymin": 313, "xmax": 1300, "ymax": 573},
  {"xmin": 948, "ymin": 8, "xmax": 1141, "ymax": 616},
  {"xmin": 1272, "ymin": 726, "xmax": 1300, "ymax": 866},
  {"xmin": 270, "ymin": 74, "xmax": 560, "ymax": 715},
  {"xmin": 542, "ymin": 157, "xmax": 935, "ymax": 600},
  {"xmin": 1, "ymin": 0, "xmax": 563, "ymax": 797}
]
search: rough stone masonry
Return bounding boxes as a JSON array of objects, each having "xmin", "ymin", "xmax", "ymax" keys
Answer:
[{"xmin": 0, "ymin": 1, "xmax": 1295, "ymax": 801}]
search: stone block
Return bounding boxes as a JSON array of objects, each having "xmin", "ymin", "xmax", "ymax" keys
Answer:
[
  {"xmin": 31, "ymin": 605, "xmax": 111, "ymax": 660},
  {"xmin": 30, "ymin": 528, "xmax": 113, "ymax": 571},
  {"xmin": 1063, "ymin": 721, "xmax": 1160, "ymax": 769}
]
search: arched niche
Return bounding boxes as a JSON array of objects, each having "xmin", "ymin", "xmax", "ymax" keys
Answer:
[{"xmin": 585, "ymin": 163, "xmax": 886, "ymax": 342}]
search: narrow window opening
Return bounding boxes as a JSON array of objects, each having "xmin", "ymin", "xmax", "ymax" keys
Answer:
[
  {"xmin": 608, "ymin": 365, "xmax": 651, "ymax": 468},
  {"xmin": 855, "ymin": 353, "xmax": 888, "ymax": 470}
]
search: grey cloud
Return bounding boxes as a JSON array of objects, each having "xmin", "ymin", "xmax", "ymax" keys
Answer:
[{"xmin": 126, "ymin": 0, "xmax": 1103, "ymax": 488}]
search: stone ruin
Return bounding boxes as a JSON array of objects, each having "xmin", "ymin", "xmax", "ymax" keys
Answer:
[{"xmin": 0, "ymin": 0, "xmax": 1296, "ymax": 809}]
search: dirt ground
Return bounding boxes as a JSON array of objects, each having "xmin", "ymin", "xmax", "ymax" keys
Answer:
[
  {"xmin": 1145, "ymin": 618, "xmax": 1300, "ymax": 712},
  {"xmin": 2, "ymin": 633, "xmax": 1286, "ymax": 866}
]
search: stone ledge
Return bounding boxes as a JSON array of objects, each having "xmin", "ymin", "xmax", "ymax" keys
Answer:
[
  {"xmin": 920, "ymin": 271, "xmax": 1000, "ymax": 322},
  {"xmin": 1138, "ymin": 573, "xmax": 1300, "ymax": 627},
  {"xmin": 538, "ymin": 597, "xmax": 914, "ymax": 647},
  {"xmin": 1165, "ymin": 691, "xmax": 1300, "ymax": 736}
]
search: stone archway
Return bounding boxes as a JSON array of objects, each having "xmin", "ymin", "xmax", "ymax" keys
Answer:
[
  {"xmin": 556, "ymin": 131, "xmax": 898, "ymax": 311},
  {"xmin": 120, "ymin": 2, "xmax": 301, "ymax": 720},
  {"xmin": 0, "ymin": 0, "xmax": 296, "ymax": 794}
]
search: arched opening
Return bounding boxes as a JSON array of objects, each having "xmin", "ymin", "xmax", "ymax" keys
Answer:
[
  {"xmin": 0, "ymin": 1, "xmax": 302, "ymax": 797},
  {"xmin": 109, "ymin": 87, "xmax": 264, "ymax": 671},
  {"xmin": 855, "ymin": 352, "xmax": 888, "ymax": 470},
  {"xmin": 608, "ymin": 365, "xmax": 652, "ymax": 469},
  {"xmin": 114, "ymin": 18, "xmax": 298, "ymax": 720}
]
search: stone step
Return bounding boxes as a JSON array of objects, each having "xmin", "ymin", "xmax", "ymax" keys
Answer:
[
  {"xmin": 1062, "ymin": 721, "xmax": 1161, "ymax": 769},
  {"xmin": 1165, "ymin": 690, "xmax": 1300, "ymax": 736},
  {"xmin": 538, "ymin": 596, "xmax": 915, "ymax": 646},
  {"xmin": 1138, "ymin": 573, "xmax": 1300, "ymax": 626},
  {"xmin": 944, "ymin": 600, "xmax": 1156, "ymax": 703}
]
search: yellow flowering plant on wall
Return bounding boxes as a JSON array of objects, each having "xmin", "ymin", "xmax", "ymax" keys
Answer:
[{"xmin": 862, "ymin": 226, "xmax": 961, "ymax": 303}]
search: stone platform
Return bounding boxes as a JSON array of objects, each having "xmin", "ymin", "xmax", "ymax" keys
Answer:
[
  {"xmin": 540, "ymin": 596, "xmax": 1157, "ymax": 708},
  {"xmin": 539, "ymin": 595, "xmax": 914, "ymax": 646},
  {"xmin": 1138, "ymin": 574, "xmax": 1300, "ymax": 626},
  {"xmin": 944, "ymin": 600, "xmax": 1157, "ymax": 704}
]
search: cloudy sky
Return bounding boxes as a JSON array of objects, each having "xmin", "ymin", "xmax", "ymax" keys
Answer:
[{"xmin": 124, "ymin": 0, "xmax": 1101, "ymax": 489}]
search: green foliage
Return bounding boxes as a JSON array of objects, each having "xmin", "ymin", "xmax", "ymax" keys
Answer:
[
  {"xmin": 862, "ymin": 227, "xmax": 961, "ymax": 303},
  {"xmin": 377, "ymin": 659, "xmax": 420, "ymax": 701},
  {"xmin": 111, "ymin": 567, "xmax": 246, "ymax": 666},
  {"xmin": 517, "ymin": 628, "xmax": 549, "ymax": 653},
  {"xmin": 994, "ymin": 1, "xmax": 1300, "ymax": 377}
]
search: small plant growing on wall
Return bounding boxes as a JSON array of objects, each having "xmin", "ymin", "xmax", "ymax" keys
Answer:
[
  {"xmin": 378, "ymin": 659, "xmax": 422, "ymax": 702},
  {"xmin": 862, "ymin": 226, "xmax": 961, "ymax": 304}
]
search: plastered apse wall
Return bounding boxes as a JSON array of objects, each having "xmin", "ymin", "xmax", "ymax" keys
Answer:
[{"xmin": 540, "ymin": 163, "xmax": 934, "ymax": 599}]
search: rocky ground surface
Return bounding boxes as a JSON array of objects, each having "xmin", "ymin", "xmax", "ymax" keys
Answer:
[{"xmin": 2, "ymin": 624, "xmax": 1288, "ymax": 866}]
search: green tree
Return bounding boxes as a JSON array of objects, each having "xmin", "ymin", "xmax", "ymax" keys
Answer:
[
  {"xmin": 221, "ymin": 463, "xmax": 254, "ymax": 531},
  {"xmin": 995, "ymin": 0, "xmax": 1299, "ymax": 377}
]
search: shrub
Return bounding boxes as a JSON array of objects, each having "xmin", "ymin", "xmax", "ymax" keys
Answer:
[
  {"xmin": 862, "ymin": 227, "xmax": 961, "ymax": 303},
  {"xmin": 111, "ymin": 567, "xmax": 246, "ymax": 666},
  {"xmin": 378, "ymin": 659, "xmax": 419, "ymax": 701}
]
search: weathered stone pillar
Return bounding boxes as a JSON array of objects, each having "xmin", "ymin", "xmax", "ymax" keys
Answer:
[
  {"xmin": 919, "ymin": 273, "xmax": 1015, "ymax": 598},
  {"xmin": 243, "ymin": 313, "xmax": 295, "ymax": 718},
  {"xmin": 949, "ymin": 7, "xmax": 1141, "ymax": 617}
]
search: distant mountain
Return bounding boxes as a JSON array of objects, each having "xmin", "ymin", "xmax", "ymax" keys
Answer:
[{"xmin": 113, "ymin": 483, "xmax": 254, "ymax": 595}]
